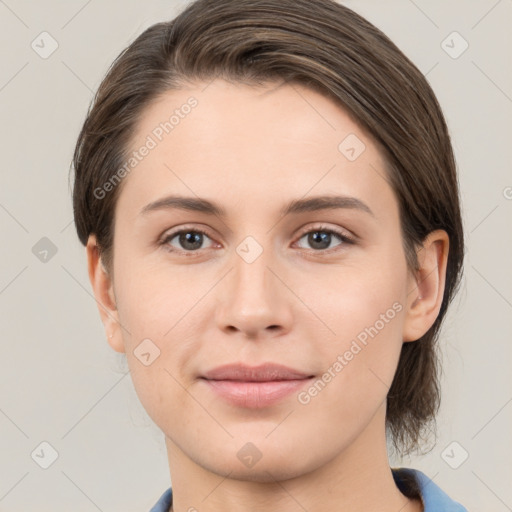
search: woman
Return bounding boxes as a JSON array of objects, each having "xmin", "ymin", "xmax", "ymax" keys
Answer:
[{"xmin": 71, "ymin": 0, "xmax": 468, "ymax": 510}]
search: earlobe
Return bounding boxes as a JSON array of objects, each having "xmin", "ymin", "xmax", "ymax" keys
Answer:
[
  {"xmin": 402, "ymin": 230, "xmax": 450, "ymax": 342},
  {"xmin": 86, "ymin": 235, "xmax": 125, "ymax": 353}
]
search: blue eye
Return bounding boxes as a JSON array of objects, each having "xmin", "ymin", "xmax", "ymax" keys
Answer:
[
  {"xmin": 161, "ymin": 228, "xmax": 214, "ymax": 254},
  {"xmin": 295, "ymin": 226, "xmax": 354, "ymax": 252}
]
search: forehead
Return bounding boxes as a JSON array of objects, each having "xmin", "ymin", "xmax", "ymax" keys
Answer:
[
  {"xmin": 132, "ymin": 78, "xmax": 375, "ymax": 150},
  {"xmin": 116, "ymin": 78, "xmax": 393, "ymax": 221}
]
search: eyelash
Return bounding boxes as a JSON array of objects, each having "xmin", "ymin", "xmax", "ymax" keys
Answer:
[{"xmin": 159, "ymin": 224, "xmax": 355, "ymax": 257}]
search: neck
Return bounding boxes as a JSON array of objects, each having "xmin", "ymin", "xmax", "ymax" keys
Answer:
[{"xmin": 165, "ymin": 406, "xmax": 422, "ymax": 512}]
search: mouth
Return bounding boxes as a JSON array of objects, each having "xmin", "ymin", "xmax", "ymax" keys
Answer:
[{"xmin": 200, "ymin": 363, "xmax": 315, "ymax": 408}]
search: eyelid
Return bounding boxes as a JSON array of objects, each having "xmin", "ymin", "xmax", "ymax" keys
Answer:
[
  {"xmin": 161, "ymin": 222, "xmax": 211, "ymax": 235},
  {"xmin": 294, "ymin": 223, "xmax": 357, "ymax": 244}
]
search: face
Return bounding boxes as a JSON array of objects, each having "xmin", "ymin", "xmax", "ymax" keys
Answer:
[{"xmin": 88, "ymin": 79, "xmax": 437, "ymax": 482}]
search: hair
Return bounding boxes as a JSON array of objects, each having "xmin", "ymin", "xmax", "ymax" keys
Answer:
[{"xmin": 70, "ymin": 0, "xmax": 464, "ymax": 458}]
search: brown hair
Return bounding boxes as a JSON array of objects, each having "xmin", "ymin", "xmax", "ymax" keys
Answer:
[{"xmin": 70, "ymin": 0, "xmax": 464, "ymax": 457}]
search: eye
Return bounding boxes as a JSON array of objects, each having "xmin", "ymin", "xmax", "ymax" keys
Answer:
[
  {"xmin": 159, "ymin": 224, "xmax": 355, "ymax": 256},
  {"xmin": 160, "ymin": 227, "xmax": 216, "ymax": 254},
  {"xmin": 294, "ymin": 225, "xmax": 354, "ymax": 252}
]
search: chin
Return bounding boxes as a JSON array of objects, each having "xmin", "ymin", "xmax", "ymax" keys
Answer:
[
  {"xmin": 191, "ymin": 439, "xmax": 328, "ymax": 484},
  {"xmin": 203, "ymin": 456, "xmax": 315, "ymax": 484}
]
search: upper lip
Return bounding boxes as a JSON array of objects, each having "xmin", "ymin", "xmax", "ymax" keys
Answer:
[{"xmin": 201, "ymin": 363, "xmax": 313, "ymax": 382}]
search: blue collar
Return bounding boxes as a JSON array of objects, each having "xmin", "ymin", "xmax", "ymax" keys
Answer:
[{"xmin": 150, "ymin": 467, "xmax": 468, "ymax": 511}]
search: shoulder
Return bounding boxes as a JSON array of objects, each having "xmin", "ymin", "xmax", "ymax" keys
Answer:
[
  {"xmin": 392, "ymin": 467, "xmax": 468, "ymax": 511},
  {"xmin": 149, "ymin": 486, "xmax": 173, "ymax": 512}
]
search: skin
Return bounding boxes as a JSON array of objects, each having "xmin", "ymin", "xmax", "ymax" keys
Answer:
[{"xmin": 87, "ymin": 79, "xmax": 448, "ymax": 512}]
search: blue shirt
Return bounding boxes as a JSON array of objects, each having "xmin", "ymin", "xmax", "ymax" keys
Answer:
[{"xmin": 149, "ymin": 467, "xmax": 468, "ymax": 511}]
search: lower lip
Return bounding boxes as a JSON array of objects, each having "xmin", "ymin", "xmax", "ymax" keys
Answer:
[{"xmin": 202, "ymin": 378, "xmax": 313, "ymax": 408}]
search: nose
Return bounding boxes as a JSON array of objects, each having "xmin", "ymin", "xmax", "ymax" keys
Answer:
[{"xmin": 215, "ymin": 244, "xmax": 293, "ymax": 339}]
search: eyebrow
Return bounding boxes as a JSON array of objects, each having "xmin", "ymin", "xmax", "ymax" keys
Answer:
[{"xmin": 139, "ymin": 194, "xmax": 374, "ymax": 218}]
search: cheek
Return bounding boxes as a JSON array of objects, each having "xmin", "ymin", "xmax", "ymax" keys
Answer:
[
  {"xmin": 126, "ymin": 357, "xmax": 188, "ymax": 431},
  {"xmin": 114, "ymin": 257, "xmax": 191, "ymax": 338},
  {"xmin": 112, "ymin": 261, "xmax": 205, "ymax": 412},
  {"xmin": 310, "ymin": 256, "xmax": 408, "ymax": 401},
  {"xmin": 299, "ymin": 303, "xmax": 406, "ymax": 437},
  {"xmin": 313, "ymin": 258, "xmax": 407, "ymax": 343}
]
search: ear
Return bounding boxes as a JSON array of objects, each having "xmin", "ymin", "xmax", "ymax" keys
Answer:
[
  {"xmin": 402, "ymin": 229, "xmax": 449, "ymax": 343},
  {"xmin": 86, "ymin": 234, "xmax": 125, "ymax": 353}
]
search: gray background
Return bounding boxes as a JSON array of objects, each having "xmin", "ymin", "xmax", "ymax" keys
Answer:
[{"xmin": 0, "ymin": 0, "xmax": 511, "ymax": 510}]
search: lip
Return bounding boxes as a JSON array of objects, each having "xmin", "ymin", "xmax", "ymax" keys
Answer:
[
  {"xmin": 200, "ymin": 363, "xmax": 314, "ymax": 408},
  {"xmin": 202, "ymin": 362, "xmax": 312, "ymax": 381}
]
